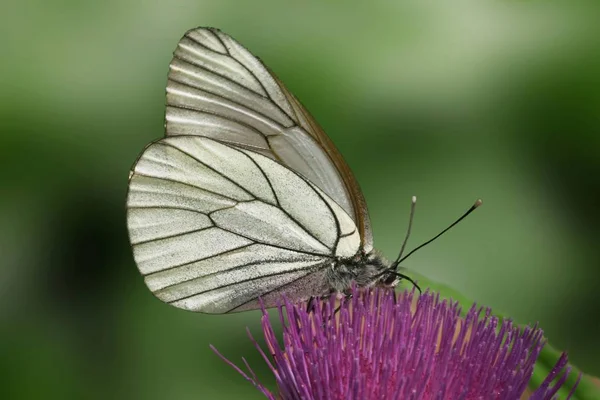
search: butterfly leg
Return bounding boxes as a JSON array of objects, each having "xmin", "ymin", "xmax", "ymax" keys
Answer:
[
  {"xmin": 305, "ymin": 296, "xmax": 316, "ymax": 314},
  {"xmin": 332, "ymin": 291, "xmax": 353, "ymax": 316},
  {"xmin": 317, "ymin": 291, "xmax": 352, "ymax": 329}
]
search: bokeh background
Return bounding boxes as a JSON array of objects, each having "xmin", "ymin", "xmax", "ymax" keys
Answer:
[{"xmin": 2, "ymin": 1, "xmax": 599, "ymax": 398}]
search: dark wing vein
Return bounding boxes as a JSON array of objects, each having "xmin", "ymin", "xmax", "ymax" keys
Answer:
[
  {"xmin": 234, "ymin": 146, "xmax": 279, "ymax": 206},
  {"xmin": 244, "ymin": 149, "xmax": 335, "ymax": 251},
  {"xmin": 132, "ymin": 172, "xmax": 246, "ymax": 203},
  {"xmin": 127, "ymin": 205, "xmax": 208, "ymax": 216},
  {"xmin": 166, "ymin": 97, "xmax": 272, "ymax": 140},
  {"xmin": 142, "ymin": 243, "xmax": 255, "ymax": 277},
  {"xmin": 160, "ymin": 141, "xmax": 258, "ymax": 199},
  {"xmin": 204, "ymin": 223, "xmax": 330, "ymax": 258},
  {"xmin": 339, "ymin": 228, "xmax": 356, "ymax": 238},
  {"xmin": 242, "ymin": 146, "xmax": 347, "ymax": 249},
  {"xmin": 132, "ymin": 226, "xmax": 214, "ymax": 246},
  {"xmin": 168, "ymin": 268, "xmax": 316, "ymax": 304},
  {"xmin": 209, "ymin": 29, "xmax": 274, "ymax": 102},
  {"xmin": 157, "ymin": 257, "xmax": 320, "ymax": 293},
  {"xmin": 309, "ymin": 182, "xmax": 341, "ymax": 252},
  {"xmin": 226, "ymin": 262, "xmax": 329, "ymax": 313},
  {"xmin": 169, "ymin": 55, "xmax": 292, "ymax": 128},
  {"xmin": 182, "ymin": 31, "xmax": 228, "ymax": 57}
]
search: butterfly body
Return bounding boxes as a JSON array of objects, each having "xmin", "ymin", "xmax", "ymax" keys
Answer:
[
  {"xmin": 127, "ymin": 27, "xmax": 404, "ymax": 313},
  {"xmin": 326, "ymin": 250, "xmax": 393, "ymax": 294}
]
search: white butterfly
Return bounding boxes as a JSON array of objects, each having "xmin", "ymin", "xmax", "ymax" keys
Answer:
[{"xmin": 127, "ymin": 27, "xmax": 473, "ymax": 314}]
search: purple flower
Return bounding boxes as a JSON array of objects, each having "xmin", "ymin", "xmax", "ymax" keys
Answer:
[{"xmin": 212, "ymin": 287, "xmax": 580, "ymax": 399}]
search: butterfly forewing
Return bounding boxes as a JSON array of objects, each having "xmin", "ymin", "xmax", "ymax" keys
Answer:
[
  {"xmin": 164, "ymin": 27, "xmax": 373, "ymax": 251},
  {"xmin": 127, "ymin": 136, "xmax": 360, "ymax": 313}
]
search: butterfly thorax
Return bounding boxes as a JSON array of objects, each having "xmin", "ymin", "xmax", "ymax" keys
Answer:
[{"xmin": 326, "ymin": 250, "xmax": 395, "ymax": 294}]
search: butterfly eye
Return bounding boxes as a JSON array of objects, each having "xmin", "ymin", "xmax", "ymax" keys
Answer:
[{"xmin": 382, "ymin": 273, "xmax": 397, "ymax": 286}]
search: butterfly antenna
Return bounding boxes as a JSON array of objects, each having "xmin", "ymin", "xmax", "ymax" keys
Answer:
[
  {"xmin": 390, "ymin": 196, "xmax": 417, "ymax": 270},
  {"xmin": 394, "ymin": 198, "xmax": 482, "ymax": 268},
  {"xmin": 387, "ymin": 270, "xmax": 422, "ymax": 293}
]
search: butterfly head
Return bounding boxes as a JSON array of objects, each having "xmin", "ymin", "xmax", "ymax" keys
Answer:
[
  {"xmin": 365, "ymin": 250, "xmax": 422, "ymax": 292},
  {"xmin": 328, "ymin": 250, "xmax": 419, "ymax": 293}
]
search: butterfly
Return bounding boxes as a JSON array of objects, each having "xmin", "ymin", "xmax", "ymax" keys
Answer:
[{"xmin": 126, "ymin": 27, "xmax": 480, "ymax": 314}]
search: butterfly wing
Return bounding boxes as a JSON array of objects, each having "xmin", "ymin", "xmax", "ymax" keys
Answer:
[
  {"xmin": 127, "ymin": 136, "xmax": 360, "ymax": 313},
  {"xmin": 165, "ymin": 27, "xmax": 373, "ymax": 252}
]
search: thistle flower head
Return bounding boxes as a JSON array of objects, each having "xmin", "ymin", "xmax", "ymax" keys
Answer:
[{"xmin": 213, "ymin": 287, "xmax": 580, "ymax": 399}]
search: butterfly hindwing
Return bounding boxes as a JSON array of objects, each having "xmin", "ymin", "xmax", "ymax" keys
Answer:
[{"xmin": 127, "ymin": 136, "xmax": 360, "ymax": 313}]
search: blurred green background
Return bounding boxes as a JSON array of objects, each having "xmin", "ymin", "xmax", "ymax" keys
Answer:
[{"xmin": 2, "ymin": 1, "xmax": 599, "ymax": 398}]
